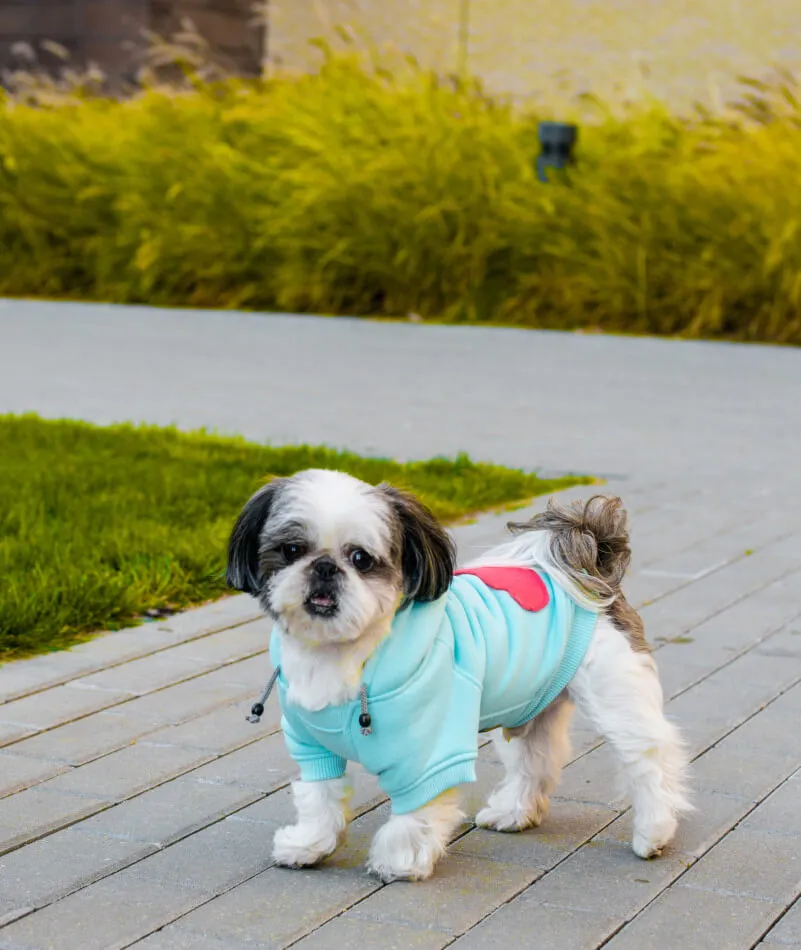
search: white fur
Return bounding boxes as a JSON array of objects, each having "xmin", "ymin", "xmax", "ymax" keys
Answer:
[
  {"xmin": 367, "ymin": 790, "xmax": 464, "ymax": 882},
  {"xmin": 273, "ymin": 777, "xmax": 352, "ymax": 867},
  {"xmin": 568, "ymin": 615, "xmax": 692, "ymax": 856},
  {"xmin": 278, "ymin": 615, "xmax": 393, "ymax": 710},
  {"xmin": 476, "ymin": 693, "xmax": 574, "ymax": 831}
]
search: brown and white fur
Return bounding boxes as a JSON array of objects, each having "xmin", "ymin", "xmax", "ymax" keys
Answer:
[{"xmin": 226, "ymin": 470, "xmax": 690, "ymax": 882}]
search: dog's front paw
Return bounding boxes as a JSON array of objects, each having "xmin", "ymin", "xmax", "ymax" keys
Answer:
[
  {"xmin": 476, "ymin": 794, "xmax": 549, "ymax": 832},
  {"xmin": 367, "ymin": 850, "xmax": 436, "ymax": 883},
  {"xmin": 367, "ymin": 818, "xmax": 441, "ymax": 882},
  {"xmin": 273, "ymin": 823, "xmax": 340, "ymax": 868}
]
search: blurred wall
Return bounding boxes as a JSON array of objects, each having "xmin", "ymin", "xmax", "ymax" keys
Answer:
[
  {"xmin": 3, "ymin": 0, "xmax": 797, "ymax": 106},
  {"xmin": 268, "ymin": 0, "xmax": 801, "ymax": 110}
]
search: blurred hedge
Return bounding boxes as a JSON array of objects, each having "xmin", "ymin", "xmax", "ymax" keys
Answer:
[{"xmin": 1, "ymin": 53, "xmax": 800, "ymax": 343}]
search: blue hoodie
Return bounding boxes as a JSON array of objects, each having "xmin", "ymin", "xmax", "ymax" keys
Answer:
[{"xmin": 270, "ymin": 567, "xmax": 598, "ymax": 814}]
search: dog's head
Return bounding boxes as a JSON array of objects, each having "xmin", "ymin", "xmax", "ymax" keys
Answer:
[{"xmin": 226, "ymin": 469, "xmax": 455, "ymax": 646}]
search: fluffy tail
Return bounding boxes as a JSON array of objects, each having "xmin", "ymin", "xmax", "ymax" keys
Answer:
[{"xmin": 507, "ymin": 495, "xmax": 631, "ymax": 609}]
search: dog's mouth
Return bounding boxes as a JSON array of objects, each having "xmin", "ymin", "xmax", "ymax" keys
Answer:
[{"xmin": 304, "ymin": 592, "xmax": 339, "ymax": 617}]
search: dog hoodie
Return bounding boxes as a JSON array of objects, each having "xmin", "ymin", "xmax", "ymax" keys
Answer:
[{"xmin": 270, "ymin": 567, "xmax": 598, "ymax": 814}]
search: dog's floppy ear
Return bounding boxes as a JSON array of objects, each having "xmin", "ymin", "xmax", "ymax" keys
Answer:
[
  {"xmin": 226, "ymin": 479, "xmax": 286, "ymax": 596},
  {"xmin": 380, "ymin": 485, "xmax": 456, "ymax": 606}
]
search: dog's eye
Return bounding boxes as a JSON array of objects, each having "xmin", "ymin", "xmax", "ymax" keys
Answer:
[
  {"xmin": 350, "ymin": 549, "xmax": 374, "ymax": 573},
  {"xmin": 281, "ymin": 542, "xmax": 308, "ymax": 563}
]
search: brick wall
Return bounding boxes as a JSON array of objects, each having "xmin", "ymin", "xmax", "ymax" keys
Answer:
[{"xmin": 0, "ymin": 0, "xmax": 263, "ymax": 83}]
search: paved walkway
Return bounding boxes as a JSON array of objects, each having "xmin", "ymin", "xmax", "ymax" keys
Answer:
[{"xmin": 1, "ymin": 300, "xmax": 800, "ymax": 949}]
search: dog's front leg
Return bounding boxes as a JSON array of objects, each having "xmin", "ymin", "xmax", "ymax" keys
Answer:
[
  {"xmin": 367, "ymin": 788, "xmax": 464, "ymax": 882},
  {"xmin": 273, "ymin": 777, "xmax": 351, "ymax": 868}
]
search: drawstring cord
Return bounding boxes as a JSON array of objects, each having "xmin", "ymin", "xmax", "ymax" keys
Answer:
[
  {"xmin": 359, "ymin": 684, "xmax": 372, "ymax": 735},
  {"xmin": 246, "ymin": 665, "xmax": 373, "ymax": 736},
  {"xmin": 246, "ymin": 666, "xmax": 280, "ymax": 723}
]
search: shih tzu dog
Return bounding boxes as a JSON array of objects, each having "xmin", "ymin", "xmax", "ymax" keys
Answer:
[{"xmin": 226, "ymin": 469, "xmax": 690, "ymax": 882}]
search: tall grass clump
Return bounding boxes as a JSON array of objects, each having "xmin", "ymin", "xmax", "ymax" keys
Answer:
[{"xmin": 1, "ymin": 49, "xmax": 801, "ymax": 343}]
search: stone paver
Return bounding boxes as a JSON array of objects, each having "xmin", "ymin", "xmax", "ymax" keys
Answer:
[
  {"xmin": 0, "ymin": 788, "xmax": 108, "ymax": 857},
  {"xmin": 73, "ymin": 775, "xmax": 264, "ymax": 847},
  {"xmin": 762, "ymin": 897, "xmax": 801, "ymax": 946},
  {"xmin": 350, "ymin": 852, "xmax": 538, "ymax": 936},
  {"xmin": 0, "ymin": 870, "xmax": 207, "ymax": 950},
  {"xmin": 600, "ymin": 887, "xmax": 785, "ymax": 950},
  {"xmin": 1, "ymin": 305, "xmax": 801, "ymax": 948},
  {"xmin": 159, "ymin": 868, "xmax": 375, "ymax": 948},
  {"xmin": 0, "ymin": 827, "xmax": 155, "ymax": 911},
  {"xmin": 0, "ymin": 753, "xmax": 70, "ymax": 798},
  {"xmin": 680, "ymin": 827, "xmax": 801, "ymax": 903}
]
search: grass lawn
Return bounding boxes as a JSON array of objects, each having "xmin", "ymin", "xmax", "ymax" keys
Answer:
[{"xmin": 0, "ymin": 415, "xmax": 590, "ymax": 661}]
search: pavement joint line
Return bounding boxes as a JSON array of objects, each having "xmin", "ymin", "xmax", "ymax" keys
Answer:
[
  {"xmin": 635, "ymin": 504, "xmax": 801, "ymax": 571},
  {"xmin": 750, "ymin": 894, "xmax": 801, "ymax": 950},
  {"xmin": 0, "ymin": 723, "xmax": 274, "ymax": 801},
  {"xmin": 0, "ymin": 728, "xmax": 282, "ymax": 856},
  {"xmin": 0, "ymin": 645, "xmax": 272, "ymax": 751},
  {"xmin": 0, "ymin": 611, "xmax": 265, "ymax": 706},
  {"xmin": 691, "ymin": 674, "xmax": 801, "ymax": 760},
  {"xmin": 637, "ymin": 547, "xmax": 801, "ymax": 632},
  {"xmin": 665, "ymin": 609, "xmax": 801, "ymax": 703},
  {"xmin": 639, "ymin": 564, "xmax": 728, "ymax": 580}
]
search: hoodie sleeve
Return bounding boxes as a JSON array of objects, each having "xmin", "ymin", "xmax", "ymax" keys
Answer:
[{"xmin": 281, "ymin": 712, "xmax": 347, "ymax": 782}]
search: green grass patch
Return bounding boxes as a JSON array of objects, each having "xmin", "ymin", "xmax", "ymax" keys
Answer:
[
  {"xmin": 1, "ymin": 53, "xmax": 801, "ymax": 343},
  {"xmin": 0, "ymin": 414, "xmax": 589, "ymax": 661}
]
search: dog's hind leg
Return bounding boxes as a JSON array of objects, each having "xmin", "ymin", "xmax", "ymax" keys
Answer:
[
  {"xmin": 568, "ymin": 615, "xmax": 691, "ymax": 858},
  {"xmin": 476, "ymin": 693, "xmax": 574, "ymax": 832}
]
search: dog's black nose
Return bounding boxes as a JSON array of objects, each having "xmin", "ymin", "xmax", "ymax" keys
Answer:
[{"xmin": 312, "ymin": 556, "xmax": 340, "ymax": 580}]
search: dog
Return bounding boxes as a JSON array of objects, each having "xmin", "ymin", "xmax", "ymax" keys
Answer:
[{"xmin": 226, "ymin": 469, "xmax": 690, "ymax": 882}]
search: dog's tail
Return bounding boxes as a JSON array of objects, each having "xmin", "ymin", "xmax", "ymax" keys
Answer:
[{"xmin": 507, "ymin": 495, "xmax": 631, "ymax": 610}]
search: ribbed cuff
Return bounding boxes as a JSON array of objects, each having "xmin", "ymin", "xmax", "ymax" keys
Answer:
[
  {"xmin": 298, "ymin": 755, "xmax": 347, "ymax": 782},
  {"xmin": 389, "ymin": 758, "xmax": 477, "ymax": 815}
]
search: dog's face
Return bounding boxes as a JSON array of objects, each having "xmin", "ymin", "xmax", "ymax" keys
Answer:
[{"xmin": 226, "ymin": 470, "xmax": 455, "ymax": 646}]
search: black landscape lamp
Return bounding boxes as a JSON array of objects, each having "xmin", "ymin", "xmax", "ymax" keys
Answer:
[{"xmin": 536, "ymin": 121, "xmax": 578, "ymax": 182}]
